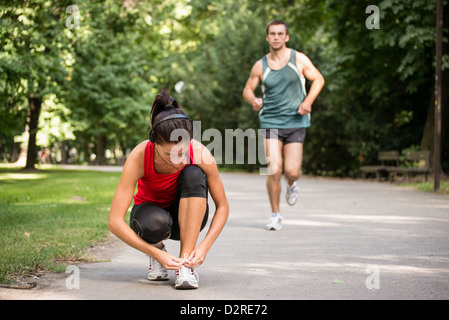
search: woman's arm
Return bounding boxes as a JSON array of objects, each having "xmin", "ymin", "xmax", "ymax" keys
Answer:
[
  {"xmin": 185, "ymin": 141, "xmax": 230, "ymax": 268},
  {"xmin": 108, "ymin": 141, "xmax": 184, "ymax": 270}
]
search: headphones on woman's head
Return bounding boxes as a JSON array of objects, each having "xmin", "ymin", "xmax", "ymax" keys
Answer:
[{"xmin": 149, "ymin": 111, "xmax": 193, "ymax": 143}]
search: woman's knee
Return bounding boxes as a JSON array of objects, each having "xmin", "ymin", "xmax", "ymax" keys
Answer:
[
  {"xmin": 130, "ymin": 203, "xmax": 172, "ymax": 244},
  {"xmin": 178, "ymin": 165, "xmax": 208, "ymax": 198}
]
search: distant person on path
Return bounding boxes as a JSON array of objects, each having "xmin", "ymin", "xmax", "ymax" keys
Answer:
[
  {"xmin": 109, "ymin": 89, "xmax": 229, "ymax": 289},
  {"xmin": 243, "ymin": 19, "xmax": 324, "ymax": 230}
]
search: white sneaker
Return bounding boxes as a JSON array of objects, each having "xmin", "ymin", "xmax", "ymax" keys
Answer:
[
  {"xmin": 148, "ymin": 246, "xmax": 169, "ymax": 281},
  {"xmin": 175, "ymin": 266, "xmax": 199, "ymax": 289},
  {"xmin": 286, "ymin": 182, "xmax": 299, "ymax": 206},
  {"xmin": 266, "ymin": 214, "xmax": 283, "ymax": 231}
]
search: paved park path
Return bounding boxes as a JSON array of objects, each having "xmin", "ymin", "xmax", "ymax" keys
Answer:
[{"xmin": 1, "ymin": 169, "xmax": 449, "ymax": 300}]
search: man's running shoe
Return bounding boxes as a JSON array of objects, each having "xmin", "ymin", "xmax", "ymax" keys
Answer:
[
  {"xmin": 286, "ymin": 182, "xmax": 299, "ymax": 206},
  {"xmin": 266, "ymin": 214, "xmax": 283, "ymax": 231}
]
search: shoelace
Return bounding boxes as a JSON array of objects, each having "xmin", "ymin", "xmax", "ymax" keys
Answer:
[
  {"xmin": 149, "ymin": 257, "xmax": 165, "ymax": 272},
  {"xmin": 149, "ymin": 247, "xmax": 167, "ymax": 272},
  {"xmin": 176, "ymin": 254, "xmax": 198, "ymax": 280},
  {"xmin": 288, "ymin": 185, "xmax": 298, "ymax": 196}
]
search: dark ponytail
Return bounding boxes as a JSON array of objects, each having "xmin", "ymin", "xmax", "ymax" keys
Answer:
[
  {"xmin": 150, "ymin": 89, "xmax": 180, "ymax": 126},
  {"xmin": 149, "ymin": 89, "xmax": 193, "ymax": 144}
]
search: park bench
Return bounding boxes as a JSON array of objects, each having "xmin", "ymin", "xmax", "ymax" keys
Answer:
[
  {"xmin": 360, "ymin": 151, "xmax": 400, "ymax": 181},
  {"xmin": 386, "ymin": 150, "xmax": 431, "ymax": 182}
]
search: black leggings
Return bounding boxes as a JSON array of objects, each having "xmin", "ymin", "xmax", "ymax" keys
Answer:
[{"xmin": 130, "ymin": 165, "xmax": 209, "ymax": 244}]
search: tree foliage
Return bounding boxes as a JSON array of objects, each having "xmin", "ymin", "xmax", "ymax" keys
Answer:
[
  {"xmin": 64, "ymin": 0, "xmax": 154, "ymax": 164},
  {"xmin": 0, "ymin": 0, "xmax": 447, "ymax": 175},
  {"xmin": 0, "ymin": 0, "xmax": 73, "ymax": 167}
]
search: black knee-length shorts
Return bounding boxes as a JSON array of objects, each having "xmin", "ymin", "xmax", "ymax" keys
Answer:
[{"xmin": 129, "ymin": 165, "xmax": 209, "ymax": 244}]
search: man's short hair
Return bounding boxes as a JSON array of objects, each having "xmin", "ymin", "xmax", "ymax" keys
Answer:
[{"xmin": 266, "ymin": 19, "xmax": 289, "ymax": 35}]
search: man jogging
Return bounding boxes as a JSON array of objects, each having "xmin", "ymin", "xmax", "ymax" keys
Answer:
[{"xmin": 243, "ymin": 19, "xmax": 324, "ymax": 230}]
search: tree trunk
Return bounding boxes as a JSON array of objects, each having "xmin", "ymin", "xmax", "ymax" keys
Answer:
[
  {"xmin": 441, "ymin": 1, "xmax": 449, "ymax": 174},
  {"xmin": 420, "ymin": 1, "xmax": 449, "ymax": 174},
  {"xmin": 420, "ymin": 90, "xmax": 435, "ymax": 162},
  {"xmin": 61, "ymin": 140, "xmax": 69, "ymax": 164},
  {"xmin": 25, "ymin": 94, "xmax": 42, "ymax": 169},
  {"xmin": 95, "ymin": 133, "xmax": 107, "ymax": 165}
]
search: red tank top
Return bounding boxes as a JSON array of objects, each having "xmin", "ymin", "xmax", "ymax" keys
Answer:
[{"xmin": 133, "ymin": 141, "xmax": 195, "ymax": 208}]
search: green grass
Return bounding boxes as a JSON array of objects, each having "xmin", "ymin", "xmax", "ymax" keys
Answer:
[
  {"xmin": 0, "ymin": 166, "xmax": 122, "ymax": 284},
  {"xmin": 1, "ymin": 165, "xmax": 446, "ymax": 284},
  {"xmin": 401, "ymin": 180, "xmax": 449, "ymax": 195}
]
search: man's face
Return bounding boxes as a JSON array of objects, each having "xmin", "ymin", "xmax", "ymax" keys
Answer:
[{"xmin": 266, "ymin": 24, "xmax": 289, "ymax": 51}]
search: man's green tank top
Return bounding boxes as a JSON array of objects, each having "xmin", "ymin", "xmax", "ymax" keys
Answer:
[{"xmin": 260, "ymin": 49, "xmax": 310, "ymax": 129}]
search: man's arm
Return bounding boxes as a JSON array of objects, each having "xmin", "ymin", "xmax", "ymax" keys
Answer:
[
  {"xmin": 296, "ymin": 52, "xmax": 325, "ymax": 115},
  {"xmin": 243, "ymin": 60, "xmax": 264, "ymax": 111}
]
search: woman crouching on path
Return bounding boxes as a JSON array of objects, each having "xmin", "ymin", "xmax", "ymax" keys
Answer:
[{"xmin": 108, "ymin": 89, "xmax": 229, "ymax": 289}]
